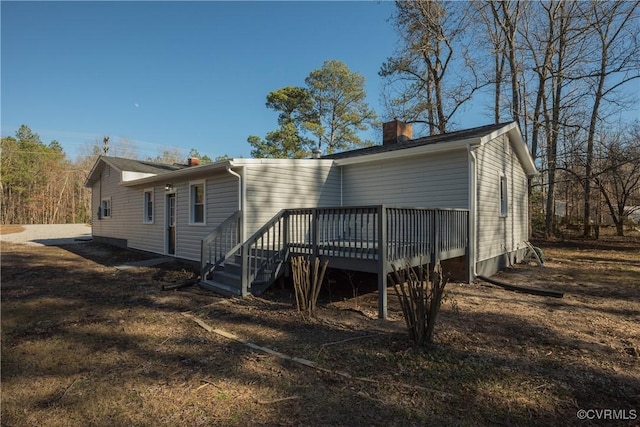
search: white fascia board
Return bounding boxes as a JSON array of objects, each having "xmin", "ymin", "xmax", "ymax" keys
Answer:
[
  {"xmin": 84, "ymin": 161, "xmax": 103, "ymax": 188},
  {"xmin": 120, "ymin": 160, "xmax": 231, "ymax": 187},
  {"xmin": 122, "ymin": 171, "xmax": 157, "ymax": 182},
  {"xmin": 333, "ymin": 137, "xmax": 479, "ymax": 166},
  {"xmin": 85, "ymin": 156, "xmax": 121, "ymax": 187},
  {"xmin": 477, "ymin": 122, "xmax": 537, "ymax": 177},
  {"xmin": 484, "ymin": 123, "xmax": 537, "ymax": 177},
  {"xmin": 230, "ymin": 158, "xmax": 336, "ymax": 167},
  {"xmin": 509, "ymin": 129, "xmax": 537, "ymax": 177}
]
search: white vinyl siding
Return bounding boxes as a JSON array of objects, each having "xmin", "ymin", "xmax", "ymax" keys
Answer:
[
  {"xmin": 243, "ymin": 160, "xmax": 341, "ymax": 236},
  {"xmin": 175, "ymin": 172, "xmax": 239, "ymax": 261},
  {"xmin": 91, "ymin": 166, "xmax": 164, "ymax": 254},
  {"xmin": 475, "ymin": 135, "xmax": 528, "ymax": 264},
  {"xmin": 341, "ymin": 149, "xmax": 469, "ymax": 209},
  {"xmin": 143, "ymin": 189, "xmax": 154, "ymax": 223}
]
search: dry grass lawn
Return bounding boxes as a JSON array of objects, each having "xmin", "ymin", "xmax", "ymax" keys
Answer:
[
  {"xmin": 1, "ymin": 231, "xmax": 639, "ymax": 426},
  {"xmin": 0, "ymin": 225, "xmax": 25, "ymax": 235}
]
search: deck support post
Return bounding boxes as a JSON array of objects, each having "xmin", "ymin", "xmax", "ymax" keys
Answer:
[
  {"xmin": 240, "ymin": 243, "xmax": 249, "ymax": 297},
  {"xmin": 432, "ymin": 210, "xmax": 440, "ymax": 268},
  {"xmin": 377, "ymin": 205, "xmax": 388, "ymax": 319},
  {"xmin": 282, "ymin": 212, "xmax": 290, "ymax": 277},
  {"xmin": 466, "ymin": 211, "xmax": 473, "ymax": 283},
  {"xmin": 311, "ymin": 208, "xmax": 319, "ymax": 267}
]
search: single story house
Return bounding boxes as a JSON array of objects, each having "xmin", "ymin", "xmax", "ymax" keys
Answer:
[{"xmin": 85, "ymin": 120, "xmax": 537, "ymax": 318}]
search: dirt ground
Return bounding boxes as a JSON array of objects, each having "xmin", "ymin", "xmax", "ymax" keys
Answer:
[{"xmin": 1, "ymin": 232, "xmax": 639, "ymax": 426}]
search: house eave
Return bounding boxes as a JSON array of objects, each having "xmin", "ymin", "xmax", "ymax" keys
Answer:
[
  {"xmin": 230, "ymin": 158, "xmax": 336, "ymax": 167},
  {"xmin": 120, "ymin": 160, "xmax": 232, "ymax": 187},
  {"xmin": 333, "ymin": 137, "xmax": 479, "ymax": 166},
  {"xmin": 477, "ymin": 122, "xmax": 537, "ymax": 177},
  {"xmin": 119, "ymin": 158, "xmax": 337, "ymax": 187},
  {"xmin": 84, "ymin": 156, "xmax": 123, "ymax": 188}
]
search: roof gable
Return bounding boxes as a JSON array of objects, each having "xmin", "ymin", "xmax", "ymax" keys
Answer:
[
  {"xmin": 323, "ymin": 122, "xmax": 511, "ymax": 160},
  {"xmin": 84, "ymin": 156, "xmax": 186, "ymax": 187},
  {"xmin": 103, "ymin": 156, "xmax": 186, "ymax": 174},
  {"xmin": 324, "ymin": 121, "xmax": 537, "ymax": 177}
]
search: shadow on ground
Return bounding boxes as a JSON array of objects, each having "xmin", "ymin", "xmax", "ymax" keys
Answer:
[{"xmin": 1, "ymin": 240, "xmax": 639, "ymax": 426}]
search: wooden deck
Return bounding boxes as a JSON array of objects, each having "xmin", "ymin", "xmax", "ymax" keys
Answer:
[{"xmin": 201, "ymin": 206, "xmax": 469, "ymax": 318}]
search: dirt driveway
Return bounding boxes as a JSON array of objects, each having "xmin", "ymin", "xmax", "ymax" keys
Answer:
[
  {"xmin": 1, "ymin": 233, "xmax": 639, "ymax": 426},
  {"xmin": 0, "ymin": 224, "xmax": 92, "ymax": 246}
]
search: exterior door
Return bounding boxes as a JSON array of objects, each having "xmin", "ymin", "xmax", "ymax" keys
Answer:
[{"xmin": 167, "ymin": 193, "xmax": 176, "ymax": 255}]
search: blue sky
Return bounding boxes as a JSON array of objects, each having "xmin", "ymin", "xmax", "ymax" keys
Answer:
[
  {"xmin": 2, "ymin": 1, "xmax": 408, "ymax": 161},
  {"xmin": 7, "ymin": 2, "xmax": 636, "ymax": 163}
]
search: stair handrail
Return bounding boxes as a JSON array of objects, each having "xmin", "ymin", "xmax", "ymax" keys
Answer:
[
  {"xmin": 200, "ymin": 210, "xmax": 242, "ymax": 279},
  {"xmin": 240, "ymin": 209, "xmax": 294, "ymax": 293}
]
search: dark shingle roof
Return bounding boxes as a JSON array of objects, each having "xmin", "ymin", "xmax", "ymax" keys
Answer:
[
  {"xmin": 323, "ymin": 122, "xmax": 514, "ymax": 160},
  {"xmin": 103, "ymin": 156, "xmax": 186, "ymax": 174}
]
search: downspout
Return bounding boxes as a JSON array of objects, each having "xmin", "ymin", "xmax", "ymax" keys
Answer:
[
  {"xmin": 226, "ymin": 165, "xmax": 244, "ymax": 241},
  {"xmin": 468, "ymin": 146, "xmax": 478, "ymax": 280}
]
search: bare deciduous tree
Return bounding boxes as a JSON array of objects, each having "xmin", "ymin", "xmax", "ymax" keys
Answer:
[
  {"xmin": 578, "ymin": 0, "xmax": 640, "ymax": 236},
  {"xmin": 594, "ymin": 123, "xmax": 640, "ymax": 236},
  {"xmin": 381, "ymin": 0, "xmax": 487, "ymax": 134}
]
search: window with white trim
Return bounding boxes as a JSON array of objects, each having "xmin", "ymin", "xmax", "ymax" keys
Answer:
[
  {"xmin": 143, "ymin": 189, "xmax": 154, "ymax": 223},
  {"xmin": 504, "ymin": 137, "xmax": 511, "ymax": 155},
  {"xmin": 190, "ymin": 181, "xmax": 205, "ymax": 224},
  {"xmin": 101, "ymin": 197, "xmax": 112, "ymax": 218},
  {"xmin": 499, "ymin": 175, "xmax": 508, "ymax": 216}
]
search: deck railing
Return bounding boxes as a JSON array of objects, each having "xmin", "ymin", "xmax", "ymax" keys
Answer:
[
  {"xmin": 200, "ymin": 210, "xmax": 241, "ymax": 280},
  {"xmin": 436, "ymin": 209, "xmax": 468, "ymax": 259},
  {"xmin": 244, "ymin": 206, "xmax": 468, "ymax": 279},
  {"xmin": 240, "ymin": 209, "xmax": 292, "ymax": 295},
  {"xmin": 201, "ymin": 206, "xmax": 469, "ymax": 297},
  {"xmin": 386, "ymin": 207, "xmax": 433, "ymax": 263}
]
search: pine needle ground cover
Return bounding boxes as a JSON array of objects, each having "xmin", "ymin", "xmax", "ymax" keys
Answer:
[{"xmin": 2, "ymin": 233, "xmax": 638, "ymax": 426}]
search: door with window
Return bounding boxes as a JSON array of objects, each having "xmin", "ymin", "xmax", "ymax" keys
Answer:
[{"xmin": 166, "ymin": 193, "xmax": 176, "ymax": 255}]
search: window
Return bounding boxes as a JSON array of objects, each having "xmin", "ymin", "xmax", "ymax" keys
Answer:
[
  {"xmin": 143, "ymin": 189, "xmax": 154, "ymax": 223},
  {"xmin": 101, "ymin": 197, "xmax": 112, "ymax": 218},
  {"xmin": 190, "ymin": 181, "xmax": 205, "ymax": 224},
  {"xmin": 504, "ymin": 137, "xmax": 511, "ymax": 155},
  {"xmin": 499, "ymin": 175, "xmax": 508, "ymax": 216}
]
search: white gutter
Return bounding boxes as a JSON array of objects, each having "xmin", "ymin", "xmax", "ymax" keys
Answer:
[
  {"xmin": 333, "ymin": 137, "xmax": 477, "ymax": 166},
  {"xmin": 468, "ymin": 145, "xmax": 479, "ymax": 280},
  {"xmin": 226, "ymin": 166, "xmax": 245, "ymax": 241},
  {"xmin": 120, "ymin": 160, "xmax": 231, "ymax": 187}
]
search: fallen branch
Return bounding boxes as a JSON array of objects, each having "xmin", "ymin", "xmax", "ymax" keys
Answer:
[
  {"xmin": 477, "ymin": 275, "xmax": 564, "ymax": 298},
  {"xmin": 320, "ymin": 334, "xmax": 379, "ymax": 348},
  {"xmin": 181, "ymin": 312, "xmax": 453, "ymax": 397},
  {"xmin": 196, "ymin": 378, "xmax": 222, "ymax": 391},
  {"xmin": 58, "ymin": 377, "xmax": 81, "ymax": 402},
  {"xmin": 182, "ymin": 312, "xmax": 378, "ymax": 384},
  {"xmin": 196, "ymin": 383, "xmax": 210, "ymax": 391},
  {"xmin": 255, "ymin": 395, "xmax": 301, "ymax": 405},
  {"xmin": 162, "ymin": 278, "xmax": 199, "ymax": 291}
]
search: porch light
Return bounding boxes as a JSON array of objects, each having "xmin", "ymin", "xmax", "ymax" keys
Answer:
[{"xmin": 165, "ymin": 183, "xmax": 173, "ymax": 191}]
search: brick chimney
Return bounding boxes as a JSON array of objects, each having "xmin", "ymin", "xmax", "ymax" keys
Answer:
[
  {"xmin": 383, "ymin": 120, "xmax": 413, "ymax": 145},
  {"xmin": 187, "ymin": 157, "xmax": 200, "ymax": 167}
]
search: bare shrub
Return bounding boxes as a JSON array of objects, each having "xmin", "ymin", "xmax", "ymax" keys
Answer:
[
  {"xmin": 390, "ymin": 261, "xmax": 448, "ymax": 346},
  {"xmin": 291, "ymin": 256, "xmax": 329, "ymax": 318}
]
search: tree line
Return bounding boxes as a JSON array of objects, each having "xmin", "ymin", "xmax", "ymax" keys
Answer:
[
  {"xmin": 3, "ymin": 1, "xmax": 638, "ymax": 236},
  {"xmin": 251, "ymin": 0, "xmax": 639, "ymax": 237},
  {"xmin": 1, "ymin": 125, "xmax": 92, "ymax": 225},
  {"xmin": 385, "ymin": 0, "xmax": 640, "ymax": 237},
  {"xmin": 0, "ymin": 125, "xmax": 218, "ymax": 225}
]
